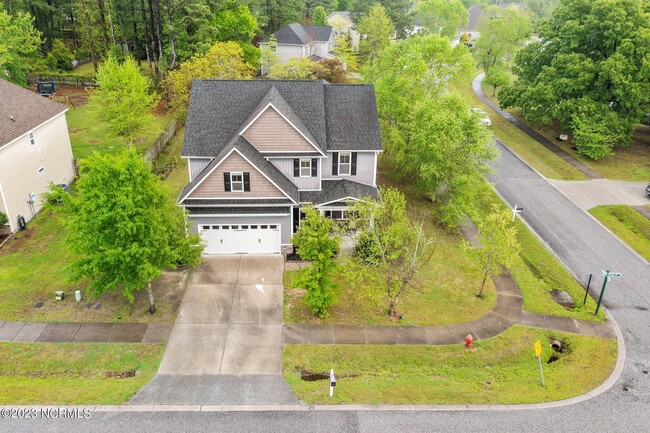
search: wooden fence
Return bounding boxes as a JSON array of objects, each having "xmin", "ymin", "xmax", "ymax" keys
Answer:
[
  {"xmin": 143, "ymin": 119, "xmax": 178, "ymax": 162},
  {"xmin": 27, "ymin": 74, "xmax": 96, "ymax": 87}
]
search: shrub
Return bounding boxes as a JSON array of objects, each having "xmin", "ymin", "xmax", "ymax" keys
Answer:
[{"xmin": 0, "ymin": 211, "xmax": 8, "ymax": 226}]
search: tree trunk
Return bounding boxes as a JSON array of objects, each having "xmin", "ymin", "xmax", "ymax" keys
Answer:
[
  {"xmin": 6, "ymin": 0, "xmax": 11, "ymax": 14},
  {"xmin": 478, "ymin": 269, "xmax": 488, "ymax": 297},
  {"xmin": 96, "ymin": 0, "xmax": 111, "ymax": 49},
  {"xmin": 147, "ymin": 0, "xmax": 159, "ymax": 70},
  {"xmin": 107, "ymin": 0, "xmax": 117, "ymax": 47},
  {"xmin": 493, "ymin": 85, "xmax": 497, "ymax": 97},
  {"xmin": 139, "ymin": 0, "xmax": 152, "ymax": 71},
  {"xmin": 153, "ymin": 0, "xmax": 164, "ymax": 72},
  {"xmin": 147, "ymin": 282, "xmax": 156, "ymax": 314},
  {"xmin": 80, "ymin": 0, "xmax": 99, "ymax": 73},
  {"xmin": 164, "ymin": 0, "xmax": 176, "ymax": 70}
]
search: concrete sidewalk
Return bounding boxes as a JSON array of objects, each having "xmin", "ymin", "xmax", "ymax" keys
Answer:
[
  {"xmin": 472, "ymin": 73, "xmax": 602, "ymax": 180},
  {"xmin": 0, "ymin": 321, "xmax": 172, "ymax": 343}
]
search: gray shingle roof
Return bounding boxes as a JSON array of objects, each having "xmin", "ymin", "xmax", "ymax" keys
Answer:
[
  {"xmin": 264, "ymin": 23, "xmax": 334, "ymax": 45},
  {"xmin": 183, "ymin": 79, "xmax": 382, "ymax": 157},
  {"xmin": 179, "ymin": 136, "xmax": 299, "ymax": 204},
  {"xmin": 325, "ymin": 85, "xmax": 382, "ymax": 151},
  {"xmin": 300, "ymin": 180, "xmax": 379, "ymax": 205},
  {"xmin": 0, "ymin": 79, "xmax": 67, "ymax": 148}
]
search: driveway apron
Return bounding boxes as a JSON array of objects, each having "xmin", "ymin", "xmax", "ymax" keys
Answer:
[{"xmin": 129, "ymin": 255, "xmax": 298, "ymax": 405}]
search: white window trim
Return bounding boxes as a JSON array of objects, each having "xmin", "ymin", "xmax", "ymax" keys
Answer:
[
  {"xmin": 299, "ymin": 159, "xmax": 312, "ymax": 177},
  {"xmin": 338, "ymin": 152, "xmax": 351, "ymax": 176},
  {"xmin": 230, "ymin": 172, "xmax": 244, "ymax": 192}
]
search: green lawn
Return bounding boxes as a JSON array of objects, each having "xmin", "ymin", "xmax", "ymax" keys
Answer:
[
  {"xmin": 480, "ymin": 81, "xmax": 650, "ymax": 182},
  {"xmin": 476, "ymin": 190, "xmax": 606, "ymax": 322},
  {"xmin": 589, "ymin": 205, "xmax": 650, "ymax": 262},
  {"xmin": 283, "ymin": 325, "xmax": 617, "ymax": 405},
  {"xmin": 0, "ymin": 128, "xmax": 188, "ymax": 323},
  {"xmin": 0, "ymin": 343, "xmax": 164, "ymax": 404},
  {"xmin": 66, "ymin": 103, "xmax": 172, "ymax": 160},
  {"xmin": 284, "ymin": 155, "xmax": 497, "ymax": 326},
  {"xmin": 453, "ymin": 74, "xmax": 587, "ymax": 181},
  {"xmin": 73, "ymin": 62, "xmax": 100, "ymax": 77}
]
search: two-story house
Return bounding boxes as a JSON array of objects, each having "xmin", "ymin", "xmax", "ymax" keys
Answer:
[
  {"xmin": 261, "ymin": 23, "xmax": 336, "ymax": 67},
  {"xmin": 178, "ymin": 79, "xmax": 382, "ymax": 255},
  {"xmin": 327, "ymin": 11, "xmax": 360, "ymax": 51},
  {"xmin": 0, "ymin": 79, "xmax": 75, "ymax": 233}
]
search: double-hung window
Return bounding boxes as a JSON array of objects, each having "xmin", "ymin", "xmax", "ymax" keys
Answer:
[
  {"xmin": 338, "ymin": 152, "xmax": 351, "ymax": 176},
  {"xmin": 300, "ymin": 159, "xmax": 311, "ymax": 177},
  {"xmin": 230, "ymin": 172, "xmax": 244, "ymax": 192}
]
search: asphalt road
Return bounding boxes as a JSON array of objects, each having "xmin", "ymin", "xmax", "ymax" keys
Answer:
[{"xmin": 3, "ymin": 142, "xmax": 649, "ymax": 433}]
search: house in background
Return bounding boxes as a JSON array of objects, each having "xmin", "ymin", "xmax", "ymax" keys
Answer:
[
  {"xmin": 0, "ymin": 79, "xmax": 75, "ymax": 233},
  {"xmin": 178, "ymin": 79, "xmax": 382, "ymax": 255},
  {"xmin": 261, "ymin": 23, "xmax": 336, "ymax": 71},
  {"xmin": 327, "ymin": 11, "xmax": 360, "ymax": 51}
]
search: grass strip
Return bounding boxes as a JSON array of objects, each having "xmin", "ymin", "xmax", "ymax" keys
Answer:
[
  {"xmin": 589, "ymin": 205, "xmax": 650, "ymax": 262},
  {"xmin": 283, "ymin": 325, "xmax": 616, "ymax": 405},
  {"xmin": 0, "ymin": 342, "xmax": 164, "ymax": 405}
]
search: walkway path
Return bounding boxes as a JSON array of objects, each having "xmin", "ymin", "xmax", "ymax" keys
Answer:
[
  {"xmin": 0, "ymin": 320, "xmax": 172, "ymax": 343},
  {"xmin": 129, "ymin": 255, "xmax": 298, "ymax": 405},
  {"xmin": 472, "ymin": 73, "xmax": 602, "ymax": 179},
  {"xmin": 283, "ymin": 220, "xmax": 615, "ymax": 346}
]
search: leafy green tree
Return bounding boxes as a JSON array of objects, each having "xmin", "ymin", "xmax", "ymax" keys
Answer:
[
  {"xmin": 364, "ymin": 34, "xmax": 495, "ymax": 226},
  {"xmin": 0, "ymin": 212, "xmax": 8, "ymax": 227},
  {"xmin": 484, "ymin": 63, "xmax": 510, "ymax": 96},
  {"xmin": 351, "ymin": 0, "xmax": 413, "ymax": 39},
  {"xmin": 269, "ymin": 57, "xmax": 327, "ymax": 79},
  {"xmin": 499, "ymin": 0, "xmax": 650, "ymax": 160},
  {"xmin": 416, "ymin": 0, "xmax": 469, "ymax": 39},
  {"xmin": 212, "ymin": 4, "xmax": 261, "ymax": 68},
  {"xmin": 0, "ymin": 11, "xmax": 42, "ymax": 85},
  {"xmin": 89, "ymin": 54, "xmax": 159, "ymax": 140},
  {"xmin": 68, "ymin": 148, "xmax": 204, "ymax": 312},
  {"xmin": 357, "ymin": 4, "xmax": 394, "ymax": 64},
  {"xmin": 347, "ymin": 188, "xmax": 435, "ymax": 317},
  {"xmin": 260, "ymin": 34, "xmax": 279, "ymax": 76},
  {"xmin": 46, "ymin": 39, "xmax": 75, "ymax": 71},
  {"xmin": 333, "ymin": 34, "xmax": 358, "ymax": 71},
  {"xmin": 167, "ymin": 41, "xmax": 253, "ymax": 120},
  {"xmin": 312, "ymin": 5, "xmax": 328, "ymax": 25},
  {"xmin": 291, "ymin": 206, "xmax": 340, "ymax": 318},
  {"xmin": 469, "ymin": 205, "xmax": 520, "ymax": 297},
  {"xmin": 474, "ymin": 5, "xmax": 532, "ymax": 74}
]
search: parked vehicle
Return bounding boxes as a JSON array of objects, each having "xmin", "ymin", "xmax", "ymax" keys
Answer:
[
  {"xmin": 470, "ymin": 107, "xmax": 491, "ymax": 127},
  {"xmin": 645, "ymin": 182, "xmax": 650, "ymax": 197}
]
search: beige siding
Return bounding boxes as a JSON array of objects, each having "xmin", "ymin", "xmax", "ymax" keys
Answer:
[
  {"xmin": 243, "ymin": 107, "xmax": 316, "ymax": 153},
  {"xmin": 0, "ymin": 112, "xmax": 74, "ymax": 232},
  {"xmin": 189, "ymin": 151, "xmax": 285, "ymax": 199}
]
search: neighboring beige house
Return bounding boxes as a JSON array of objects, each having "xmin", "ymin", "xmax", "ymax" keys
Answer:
[
  {"xmin": 327, "ymin": 11, "xmax": 360, "ymax": 51},
  {"xmin": 0, "ymin": 79, "xmax": 75, "ymax": 233}
]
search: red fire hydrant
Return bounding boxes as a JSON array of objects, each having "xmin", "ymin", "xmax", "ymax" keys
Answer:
[{"xmin": 464, "ymin": 334, "xmax": 473, "ymax": 348}]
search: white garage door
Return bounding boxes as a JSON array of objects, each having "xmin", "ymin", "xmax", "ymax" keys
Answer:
[{"xmin": 200, "ymin": 224, "xmax": 281, "ymax": 255}]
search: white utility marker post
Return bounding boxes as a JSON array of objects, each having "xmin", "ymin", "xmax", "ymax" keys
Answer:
[
  {"xmin": 512, "ymin": 203, "xmax": 523, "ymax": 221},
  {"xmin": 330, "ymin": 369, "xmax": 336, "ymax": 397}
]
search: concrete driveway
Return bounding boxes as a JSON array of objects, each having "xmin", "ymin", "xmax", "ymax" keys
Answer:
[
  {"xmin": 548, "ymin": 179, "xmax": 649, "ymax": 210},
  {"xmin": 159, "ymin": 255, "xmax": 284, "ymax": 375},
  {"xmin": 130, "ymin": 255, "xmax": 298, "ymax": 405}
]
